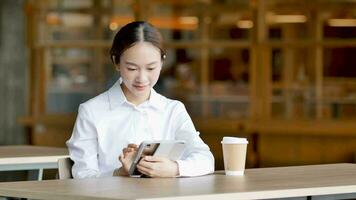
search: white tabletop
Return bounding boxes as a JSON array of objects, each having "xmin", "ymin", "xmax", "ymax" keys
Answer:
[
  {"xmin": 0, "ymin": 145, "xmax": 68, "ymax": 180},
  {"xmin": 0, "ymin": 163, "xmax": 355, "ymax": 200},
  {"xmin": 0, "ymin": 145, "xmax": 68, "ymax": 165}
]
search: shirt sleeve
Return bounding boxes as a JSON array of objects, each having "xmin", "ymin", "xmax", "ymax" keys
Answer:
[
  {"xmin": 66, "ymin": 104, "xmax": 101, "ymax": 179},
  {"xmin": 173, "ymin": 102, "xmax": 215, "ymax": 177}
]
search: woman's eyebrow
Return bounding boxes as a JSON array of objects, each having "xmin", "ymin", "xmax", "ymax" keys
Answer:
[
  {"xmin": 125, "ymin": 61, "xmax": 139, "ymax": 66},
  {"xmin": 146, "ymin": 61, "xmax": 158, "ymax": 66},
  {"xmin": 125, "ymin": 61, "xmax": 158, "ymax": 66}
]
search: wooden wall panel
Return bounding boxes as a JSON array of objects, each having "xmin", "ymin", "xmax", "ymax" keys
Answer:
[
  {"xmin": 298, "ymin": 136, "xmax": 324, "ymax": 164},
  {"xmin": 32, "ymin": 127, "xmax": 72, "ymax": 147},
  {"xmin": 259, "ymin": 134, "xmax": 356, "ymax": 167},
  {"xmin": 259, "ymin": 135, "xmax": 300, "ymax": 166}
]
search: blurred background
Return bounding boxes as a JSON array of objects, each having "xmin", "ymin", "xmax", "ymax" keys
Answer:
[{"xmin": 1, "ymin": 0, "xmax": 356, "ymax": 170}]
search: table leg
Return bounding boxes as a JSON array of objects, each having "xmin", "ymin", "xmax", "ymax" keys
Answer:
[
  {"xmin": 37, "ymin": 168, "xmax": 43, "ymax": 180},
  {"xmin": 27, "ymin": 169, "xmax": 43, "ymax": 180}
]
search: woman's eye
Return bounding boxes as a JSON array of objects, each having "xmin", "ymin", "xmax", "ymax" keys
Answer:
[
  {"xmin": 147, "ymin": 68, "xmax": 156, "ymax": 71},
  {"xmin": 127, "ymin": 68, "xmax": 136, "ymax": 71}
]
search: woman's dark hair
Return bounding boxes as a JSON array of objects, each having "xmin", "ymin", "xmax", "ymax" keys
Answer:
[{"xmin": 110, "ymin": 21, "xmax": 166, "ymax": 65}]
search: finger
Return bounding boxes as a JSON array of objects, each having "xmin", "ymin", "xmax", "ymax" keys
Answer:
[
  {"xmin": 124, "ymin": 147, "xmax": 134, "ymax": 152},
  {"xmin": 128, "ymin": 144, "xmax": 138, "ymax": 149},
  {"xmin": 122, "ymin": 150, "xmax": 130, "ymax": 158},
  {"xmin": 128, "ymin": 147, "xmax": 137, "ymax": 152},
  {"xmin": 123, "ymin": 148, "xmax": 136, "ymax": 156},
  {"xmin": 123, "ymin": 147, "xmax": 132, "ymax": 154},
  {"xmin": 123, "ymin": 148, "xmax": 129, "ymax": 154},
  {"xmin": 137, "ymin": 164, "xmax": 154, "ymax": 177},
  {"xmin": 119, "ymin": 154, "xmax": 124, "ymax": 162},
  {"xmin": 144, "ymin": 156, "xmax": 165, "ymax": 162},
  {"xmin": 123, "ymin": 148, "xmax": 130, "ymax": 154},
  {"xmin": 138, "ymin": 159, "xmax": 155, "ymax": 169}
]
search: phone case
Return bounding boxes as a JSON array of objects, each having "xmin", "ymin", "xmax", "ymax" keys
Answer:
[{"xmin": 128, "ymin": 140, "xmax": 186, "ymax": 177}]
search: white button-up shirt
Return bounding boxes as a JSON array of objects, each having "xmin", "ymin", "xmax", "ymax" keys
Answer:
[{"xmin": 66, "ymin": 80, "xmax": 215, "ymax": 179}]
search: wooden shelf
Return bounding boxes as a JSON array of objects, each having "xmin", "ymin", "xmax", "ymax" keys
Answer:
[
  {"xmin": 34, "ymin": 40, "xmax": 111, "ymax": 48},
  {"xmin": 24, "ymin": 1, "xmax": 356, "ymax": 167},
  {"xmin": 51, "ymin": 57, "xmax": 91, "ymax": 65},
  {"xmin": 188, "ymin": 95, "xmax": 249, "ymax": 103}
]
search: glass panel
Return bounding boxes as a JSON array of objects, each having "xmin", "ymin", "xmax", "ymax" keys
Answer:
[
  {"xmin": 324, "ymin": 47, "xmax": 356, "ymax": 78},
  {"xmin": 323, "ymin": 78, "xmax": 356, "ymax": 120},
  {"xmin": 104, "ymin": 1, "xmax": 134, "ymax": 40},
  {"xmin": 210, "ymin": 10, "xmax": 253, "ymax": 40},
  {"xmin": 44, "ymin": 0, "xmax": 93, "ymax": 9},
  {"xmin": 41, "ymin": 0, "xmax": 133, "ymax": 41},
  {"xmin": 272, "ymin": 89, "xmax": 316, "ymax": 119},
  {"xmin": 323, "ymin": 9, "xmax": 356, "ymax": 39},
  {"xmin": 158, "ymin": 47, "xmax": 201, "ymax": 99},
  {"xmin": 202, "ymin": 48, "xmax": 251, "ymax": 119},
  {"xmin": 148, "ymin": 1, "xmax": 253, "ymax": 41},
  {"xmin": 323, "ymin": 25, "xmax": 356, "ymax": 39},
  {"xmin": 271, "ymin": 47, "xmax": 316, "ymax": 119},
  {"xmin": 267, "ymin": 16, "xmax": 310, "ymax": 40},
  {"xmin": 323, "ymin": 47, "xmax": 356, "ymax": 119},
  {"xmin": 44, "ymin": 9, "xmax": 96, "ymax": 40},
  {"xmin": 271, "ymin": 47, "xmax": 314, "ymax": 83},
  {"xmin": 148, "ymin": 3, "xmax": 200, "ymax": 41},
  {"xmin": 46, "ymin": 48, "xmax": 100, "ymax": 113},
  {"xmin": 266, "ymin": 0, "xmax": 312, "ymax": 40}
]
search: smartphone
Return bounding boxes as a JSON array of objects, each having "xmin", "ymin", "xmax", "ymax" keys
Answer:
[{"xmin": 128, "ymin": 140, "xmax": 186, "ymax": 177}]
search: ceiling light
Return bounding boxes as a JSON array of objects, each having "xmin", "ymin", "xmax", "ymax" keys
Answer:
[
  {"xmin": 268, "ymin": 14, "xmax": 307, "ymax": 24},
  {"xmin": 236, "ymin": 20, "xmax": 253, "ymax": 29},
  {"xmin": 328, "ymin": 18, "xmax": 356, "ymax": 27},
  {"xmin": 178, "ymin": 16, "xmax": 198, "ymax": 25}
]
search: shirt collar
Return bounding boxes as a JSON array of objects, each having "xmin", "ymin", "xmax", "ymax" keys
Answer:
[
  {"xmin": 148, "ymin": 88, "xmax": 164, "ymax": 111},
  {"xmin": 108, "ymin": 78, "xmax": 164, "ymax": 111},
  {"xmin": 108, "ymin": 79, "xmax": 126, "ymax": 110}
]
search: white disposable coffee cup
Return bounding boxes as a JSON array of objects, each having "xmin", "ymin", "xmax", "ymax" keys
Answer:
[{"xmin": 221, "ymin": 137, "xmax": 248, "ymax": 176}]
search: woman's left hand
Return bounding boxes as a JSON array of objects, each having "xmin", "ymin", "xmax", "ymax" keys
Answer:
[{"xmin": 136, "ymin": 156, "xmax": 179, "ymax": 178}]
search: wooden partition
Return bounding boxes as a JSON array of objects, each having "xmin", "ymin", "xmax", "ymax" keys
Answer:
[{"xmin": 22, "ymin": 0, "xmax": 356, "ymax": 169}]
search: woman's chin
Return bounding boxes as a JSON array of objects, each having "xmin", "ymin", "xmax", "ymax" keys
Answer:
[{"xmin": 132, "ymin": 88, "xmax": 149, "ymax": 97}]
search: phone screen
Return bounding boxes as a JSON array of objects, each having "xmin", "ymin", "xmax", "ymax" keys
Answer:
[
  {"xmin": 130, "ymin": 143, "xmax": 160, "ymax": 176},
  {"xmin": 142, "ymin": 143, "xmax": 160, "ymax": 156}
]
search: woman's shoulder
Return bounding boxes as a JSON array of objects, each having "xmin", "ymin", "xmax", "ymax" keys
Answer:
[{"xmin": 157, "ymin": 93, "xmax": 186, "ymax": 111}]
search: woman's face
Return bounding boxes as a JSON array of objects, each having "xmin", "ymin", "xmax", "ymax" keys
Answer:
[{"xmin": 117, "ymin": 42, "xmax": 162, "ymax": 104}]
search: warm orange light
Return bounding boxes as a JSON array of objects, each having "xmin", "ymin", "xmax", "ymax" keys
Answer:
[
  {"xmin": 109, "ymin": 22, "xmax": 119, "ymax": 31},
  {"xmin": 328, "ymin": 18, "xmax": 356, "ymax": 27},
  {"xmin": 109, "ymin": 16, "xmax": 199, "ymax": 30},
  {"xmin": 109, "ymin": 16, "xmax": 135, "ymax": 27},
  {"xmin": 46, "ymin": 12, "xmax": 61, "ymax": 25},
  {"xmin": 149, "ymin": 16, "xmax": 198, "ymax": 30},
  {"xmin": 236, "ymin": 20, "xmax": 253, "ymax": 29},
  {"xmin": 268, "ymin": 14, "xmax": 307, "ymax": 24},
  {"xmin": 178, "ymin": 16, "xmax": 199, "ymax": 25}
]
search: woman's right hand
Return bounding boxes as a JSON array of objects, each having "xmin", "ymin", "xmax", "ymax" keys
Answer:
[{"xmin": 118, "ymin": 144, "xmax": 138, "ymax": 176}]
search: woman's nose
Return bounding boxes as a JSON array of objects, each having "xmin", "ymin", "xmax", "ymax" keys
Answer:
[{"xmin": 136, "ymin": 70, "xmax": 148, "ymax": 82}]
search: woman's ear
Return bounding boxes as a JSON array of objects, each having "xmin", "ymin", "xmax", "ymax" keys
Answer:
[
  {"xmin": 111, "ymin": 55, "xmax": 117, "ymax": 65},
  {"xmin": 112, "ymin": 55, "xmax": 120, "ymax": 72},
  {"xmin": 115, "ymin": 64, "xmax": 120, "ymax": 72}
]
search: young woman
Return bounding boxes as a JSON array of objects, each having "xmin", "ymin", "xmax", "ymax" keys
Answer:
[{"xmin": 66, "ymin": 21, "xmax": 214, "ymax": 179}]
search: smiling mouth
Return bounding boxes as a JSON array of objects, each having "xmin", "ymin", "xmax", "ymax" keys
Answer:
[{"xmin": 133, "ymin": 85, "xmax": 148, "ymax": 91}]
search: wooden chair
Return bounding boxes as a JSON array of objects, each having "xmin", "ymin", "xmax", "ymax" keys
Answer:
[{"xmin": 57, "ymin": 157, "xmax": 74, "ymax": 179}]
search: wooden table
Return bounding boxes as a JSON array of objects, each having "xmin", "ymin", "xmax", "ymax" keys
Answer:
[
  {"xmin": 0, "ymin": 163, "xmax": 355, "ymax": 199},
  {"xmin": 0, "ymin": 145, "xmax": 68, "ymax": 180}
]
